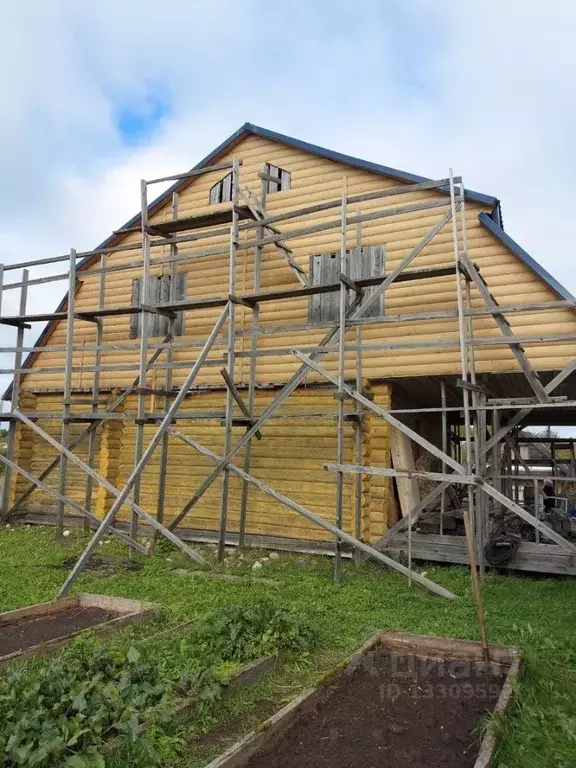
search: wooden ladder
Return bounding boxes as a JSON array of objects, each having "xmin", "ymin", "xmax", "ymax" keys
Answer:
[{"xmin": 241, "ymin": 186, "xmax": 309, "ymax": 287}]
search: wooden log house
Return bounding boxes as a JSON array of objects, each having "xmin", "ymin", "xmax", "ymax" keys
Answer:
[{"xmin": 3, "ymin": 123, "xmax": 576, "ymax": 572}]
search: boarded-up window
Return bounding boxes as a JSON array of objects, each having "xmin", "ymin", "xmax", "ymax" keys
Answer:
[
  {"xmin": 209, "ymin": 172, "xmax": 233, "ymax": 205},
  {"xmin": 308, "ymin": 245, "xmax": 385, "ymax": 323},
  {"xmin": 264, "ymin": 163, "xmax": 291, "ymax": 194},
  {"xmin": 130, "ymin": 273, "xmax": 186, "ymax": 338}
]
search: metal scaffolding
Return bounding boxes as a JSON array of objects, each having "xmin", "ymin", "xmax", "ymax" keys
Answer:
[{"xmin": 2, "ymin": 159, "xmax": 576, "ymax": 599}]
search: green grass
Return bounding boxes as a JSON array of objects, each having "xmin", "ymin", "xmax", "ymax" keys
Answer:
[{"xmin": 1, "ymin": 525, "xmax": 576, "ymax": 767}]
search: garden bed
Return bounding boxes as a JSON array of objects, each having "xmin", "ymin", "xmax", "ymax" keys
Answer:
[
  {"xmin": 0, "ymin": 592, "xmax": 156, "ymax": 665},
  {"xmin": 207, "ymin": 631, "xmax": 524, "ymax": 768}
]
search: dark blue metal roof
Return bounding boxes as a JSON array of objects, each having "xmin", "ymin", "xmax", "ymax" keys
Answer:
[{"xmin": 478, "ymin": 212, "xmax": 574, "ymax": 301}]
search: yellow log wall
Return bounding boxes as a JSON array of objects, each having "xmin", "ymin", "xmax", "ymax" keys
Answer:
[
  {"xmin": 18, "ymin": 383, "xmax": 390, "ymax": 543},
  {"xmin": 19, "ymin": 133, "xmax": 576, "ymax": 393},
  {"xmin": 24, "ymin": 394, "xmax": 102, "ymax": 516},
  {"xmin": 7, "ymin": 392, "xmax": 36, "ymax": 510}
]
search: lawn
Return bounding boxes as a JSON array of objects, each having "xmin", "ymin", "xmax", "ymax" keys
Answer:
[{"xmin": 0, "ymin": 525, "xmax": 575, "ymax": 767}]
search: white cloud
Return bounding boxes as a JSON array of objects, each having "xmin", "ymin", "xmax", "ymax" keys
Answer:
[{"xmin": 2, "ymin": 0, "xmax": 576, "ymax": 399}]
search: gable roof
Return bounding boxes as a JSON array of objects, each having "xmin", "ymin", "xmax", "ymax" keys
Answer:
[
  {"xmin": 3, "ymin": 122, "xmax": 573, "ymax": 400},
  {"xmin": 478, "ymin": 212, "xmax": 574, "ymax": 301},
  {"xmin": 103, "ymin": 122, "xmax": 499, "ymax": 247}
]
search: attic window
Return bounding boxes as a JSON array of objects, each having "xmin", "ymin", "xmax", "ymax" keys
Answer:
[
  {"xmin": 209, "ymin": 172, "xmax": 233, "ymax": 205},
  {"xmin": 130, "ymin": 274, "xmax": 186, "ymax": 338},
  {"xmin": 263, "ymin": 163, "xmax": 291, "ymax": 194},
  {"xmin": 308, "ymin": 246, "xmax": 385, "ymax": 323}
]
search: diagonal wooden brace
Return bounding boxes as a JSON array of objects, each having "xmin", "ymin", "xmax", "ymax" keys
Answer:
[
  {"xmin": 14, "ymin": 411, "xmax": 208, "ymax": 569},
  {"xmin": 296, "ymin": 352, "xmax": 576, "ymax": 554},
  {"xmin": 460, "ymin": 254, "xmax": 549, "ymax": 403},
  {"xmin": 377, "ymin": 358, "xmax": 576, "ymax": 550},
  {"xmin": 240, "ymin": 187, "xmax": 308, "ymax": 287},
  {"xmin": 169, "ymin": 428, "xmax": 456, "ymax": 600},
  {"xmin": 485, "ymin": 360, "xmax": 576, "ymax": 454},
  {"xmin": 47, "ymin": 304, "xmax": 231, "ymax": 594},
  {"xmin": 8, "ymin": 329, "xmax": 176, "ymax": 517},
  {"xmin": 0, "ymin": 454, "xmax": 148, "ymax": 553},
  {"xmin": 220, "ymin": 368, "xmax": 262, "ymax": 439}
]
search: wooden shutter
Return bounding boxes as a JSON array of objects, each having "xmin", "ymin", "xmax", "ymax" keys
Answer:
[
  {"xmin": 174, "ymin": 272, "xmax": 186, "ymax": 335},
  {"xmin": 130, "ymin": 278, "xmax": 141, "ymax": 339},
  {"xmin": 158, "ymin": 274, "xmax": 171, "ymax": 337},
  {"xmin": 265, "ymin": 163, "xmax": 274, "ymax": 194},
  {"xmin": 309, "ymin": 254, "xmax": 321, "ymax": 323},
  {"xmin": 368, "ymin": 244, "xmax": 385, "ymax": 317},
  {"xmin": 308, "ymin": 245, "xmax": 386, "ymax": 324},
  {"xmin": 266, "ymin": 163, "xmax": 288, "ymax": 194},
  {"xmin": 147, "ymin": 276, "xmax": 161, "ymax": 337},
  {"xmin": 349, "ymin": 245, "xmax": 385, "ymax": 318},
  {"xmin": 322, "ymin": 253, "xmax": 341, "ymax": 322},
  {"xmin": 209, "ymin": 182, "xmax": 220, "ymax": 205},
  {"xmin": 308, "ymin": 252, "xmax": 340, "ymax": 323},
  {"xmin": 221, "ymin": 173, "xmax": 232, "ymax": 203}
]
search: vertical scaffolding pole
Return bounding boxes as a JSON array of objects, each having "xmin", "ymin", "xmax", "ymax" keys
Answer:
[
  {"xmin": 1, "ymin": 268, "xmax": 29, "ymax": 519},
  {"xmin": 334, "ymin": 176, "xmax": 348, "ymax": 584},
  {"xmin": 465, "ymin": 276, "xmax": 485, "ymax": 575},
  {"xmin": 439, "ymin": 379, "xmax": 447, "ymax": 536},
  {"xmin": 449, "ymin": 170, "xmax": 476, "ymax": 566},
  {"xmin": 56, "ymin": 250, "xmax": 76, "ymax": 542},
  {"xmin": 460, "ymin": 178, "xmax": 487, "ymax": 572},
  {"xmin": 218, "ymin": 158, "xmax": 240, "ymax": 562},
  {"xmin": 156, "ymin": 191, "xmax": 179, "ymax": 529},
  {"xmin": 476, "ymin": 392, "xmax": 487, "ymax": 576},
  {"xmin": 84, "ymin": 254, "xmax": 106, "ymax": 526},
  {"xmin": 534, "ymin": 477, "xmax": 540, "ymax": 544},
  {"xmin": 131, "ymin": 180, "xmax": 152, "ymax": 551},
  {"xmin": 491, "ymin": 407, "xmax": 501, "ymax": 497},
  {"xmin": 514, "ymin": 430, "xmax": 520, "ymax": 503},
  {"xmin": 353, "ymin": 211, "xmax": 363, "ymax": 558},
  {"xmin": 239, "ymin": 172, "xmax": 265, "ymax": 547}
]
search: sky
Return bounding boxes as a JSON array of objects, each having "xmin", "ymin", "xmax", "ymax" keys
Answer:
[{"xmin": 1, "ymin": 0, "xmax": 576, "ymax": 410}]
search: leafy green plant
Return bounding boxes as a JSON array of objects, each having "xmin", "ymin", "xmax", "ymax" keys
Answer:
[
  {"xmin": 0, "ymin": 636, "xmax": 181, "ymax": 767},
  {"xmin": 193, "ymin": 600, "xmax": 317, "ymax": 661},
  {"xmin": 0, "ymin": 601, "xmax": 316, "ymax": 766}
]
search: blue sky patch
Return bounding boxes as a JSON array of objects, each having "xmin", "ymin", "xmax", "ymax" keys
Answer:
[{"xmin": 114, "ymin": 89, "xmax": 170, "ymax": 145}]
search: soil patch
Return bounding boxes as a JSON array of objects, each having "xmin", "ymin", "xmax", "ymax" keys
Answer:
[
  {"xmin": 0, "ymin": 606, "xmax": 117, "ymax": 656},
  {"xmin": 245, "ymin": 647, "xmax": 504, "ymax": 768}
]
